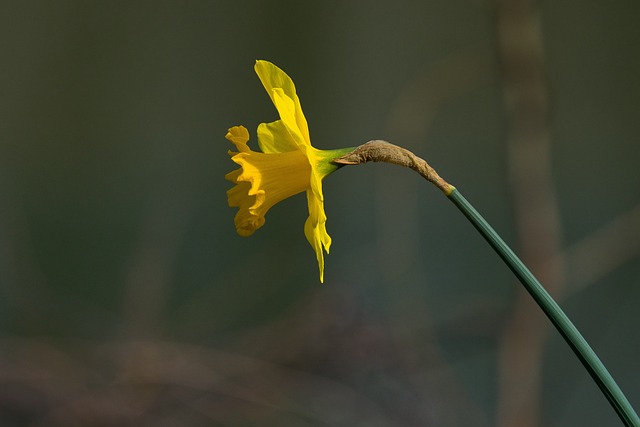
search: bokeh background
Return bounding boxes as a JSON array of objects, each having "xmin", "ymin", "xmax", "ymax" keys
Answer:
[{"xmin": 1, "ymin": 1, "xmax": 639, "ymax": 426}]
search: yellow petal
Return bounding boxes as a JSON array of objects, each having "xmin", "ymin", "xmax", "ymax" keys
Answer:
[
  {"xmin": 304, "ymin": 190, "xmax": 332, "ymax": 283},
  {"xmin": 257, "ymin": 120, "xmax": 299, "ymax": 154},
  {"xmin": 255, "ymin": 60, "xmax": 310, "ymax": 144},
  {"xmin": 271, "ymin": 88, "xmax": 309, "ymax": 151},
  {"xmin": 225, "ymin": 126, "xmax": 250, "ymax": 153},
  {"xmin": 306, "ymin": 149, "xmax": 326, "ymax": 202}
]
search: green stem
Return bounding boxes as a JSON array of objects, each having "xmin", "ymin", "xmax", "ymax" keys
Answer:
[{"xmin": 448, "ymin": 188, "xmax": 639, "ymax": 426}]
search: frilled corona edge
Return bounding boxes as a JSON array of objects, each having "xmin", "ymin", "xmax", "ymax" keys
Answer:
[{"xmin": 332, "ymin": 140, "xmax": 455, "ymax": 195}]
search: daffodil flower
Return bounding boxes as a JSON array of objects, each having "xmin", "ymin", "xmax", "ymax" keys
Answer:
[{"xmin": 225, "ymin": 60, "xmax": 353, "ymax": 282}]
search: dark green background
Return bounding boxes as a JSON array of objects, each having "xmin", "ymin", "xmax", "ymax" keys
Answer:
[{"xmin": 1, "ymin": 1, "xmax": 639, "ymax": 426}]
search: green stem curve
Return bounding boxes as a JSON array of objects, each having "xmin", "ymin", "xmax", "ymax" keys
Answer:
[
  {"xmin": 333, "ymin": 141, "xmax": 638, "ymax": 425},
  {"xmin": 448, "ymin": 188, "xmax": 639, "ymax": 427}
]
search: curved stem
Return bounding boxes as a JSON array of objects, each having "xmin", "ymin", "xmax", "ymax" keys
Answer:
[
  {"xmin": 333, "ymin": 141, "xmax": 640, "ymax": 426},
  {"xmin": 448, "ymin": 189, "xmax": 639, "ymax": 427}
]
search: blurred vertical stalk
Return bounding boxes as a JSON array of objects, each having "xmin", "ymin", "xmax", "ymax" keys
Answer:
[
  {"xmin": 120, "ymin": 191, "xmax": 191, "ymax": 340},
  {"xmin": 493, "ymin": 1, "xmax": 564, "ymax": 426}
]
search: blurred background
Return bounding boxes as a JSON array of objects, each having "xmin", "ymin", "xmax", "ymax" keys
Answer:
[{"xmin": 1, "ymin": 1, "xmax": 639, "ymax": 426}]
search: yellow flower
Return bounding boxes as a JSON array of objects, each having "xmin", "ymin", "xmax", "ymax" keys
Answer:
[{"xmin": 226, "ymin": 60, "xmax": 353, "ymax": 282}]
